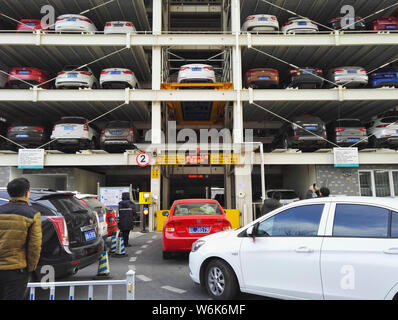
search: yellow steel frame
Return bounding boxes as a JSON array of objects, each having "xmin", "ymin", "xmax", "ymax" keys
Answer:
[{"xmin": 161, "ymin": 83, "xmax": 233, "ymax": 126}]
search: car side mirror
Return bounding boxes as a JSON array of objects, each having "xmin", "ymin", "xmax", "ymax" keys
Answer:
[
  {"xmin": 246, "ymin": 225, "xmax": 255, "ymax": 240},
  {"xmin": 162, "ymin": 211, "xmax": 169, "ymax": 217}
]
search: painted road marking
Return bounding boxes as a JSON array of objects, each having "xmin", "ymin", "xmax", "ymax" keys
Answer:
[
  {"xmin": 128, "ymin": 265, "xmax": 136, "ymax": 271},
  {"xmin": 135, "ymin": 250, "xmax": 143, "ymax": 255},
  {"xmin": 141, "ymin": 244, "xmax": 149, "ymax": 248},
  {"xmin": 152, "ymin": 235, "xmax": 158, "ymax": 239},
  {"xmin": 147, "ymin": 240, "xmax": 153, "ymax": 243},
  {"xmin": 161, "ymin": 286, "xmax": 186, "ymax": 294},
  {"xmin": 136, "ymin": 275, "xmax": 152, "ymax": 282},
  {"xmin": 129, "ymin": 257, "xmax": 137, "ymax": 262}
]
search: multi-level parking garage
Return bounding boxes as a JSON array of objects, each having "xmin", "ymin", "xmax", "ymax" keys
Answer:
[{"xmin": 0, "ymin": 0, "xmax": 398, "ymax": 230}]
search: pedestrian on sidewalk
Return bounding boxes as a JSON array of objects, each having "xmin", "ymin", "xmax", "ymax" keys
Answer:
[
  {"xmin": 0, "ymin": 178, "xmax": 42, "ymax": 300},
  {"xmin": 118, "ymin": 192, "xmax": 136, "ymax": 247},
  {"xmin": 260, "ymin": 191, "xmax": 282, "ymax": 217}
]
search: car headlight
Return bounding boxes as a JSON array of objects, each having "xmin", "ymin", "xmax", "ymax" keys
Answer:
[{"xmin": 191, "ymin": 240, "xmax": 206, "ymax": 252}]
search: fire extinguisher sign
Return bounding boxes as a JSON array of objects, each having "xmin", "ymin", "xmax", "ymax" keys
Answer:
[{"xmin": 136, "ymin": 152, "xmax": 151, "ymax": 167}]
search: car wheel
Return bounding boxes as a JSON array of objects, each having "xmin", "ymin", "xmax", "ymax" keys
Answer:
[
  {"xmin": 370, "ymin": 136, "xmax": 379, "ymax": 148},
  {"xmin": 205, "ymin": 259, "xmax": 239, "ymax": 300},
  {"xmin": 89, "ymin": 139, "xmax": 96, "ymax": 150},
  {"xmin": 162, "ymin": 251, "xmax": 172, "ymax": 260},
  {"xmin": 282, "ymin": 136, "xmax": 289, "ymax": 149}
]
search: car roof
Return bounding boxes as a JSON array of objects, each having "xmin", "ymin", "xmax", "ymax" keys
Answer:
[
  {"xmin": 293, "ymin": 196, "xmax": 398, "ymax": 208},
  {"xmin": 174, "ymin": 199, "xmax": 219, "ymax": 204}
]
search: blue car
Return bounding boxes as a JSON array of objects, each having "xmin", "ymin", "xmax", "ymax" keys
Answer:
[{"xmin": 369, "ymin": 66, "xmax": 398, "ymax": 88}]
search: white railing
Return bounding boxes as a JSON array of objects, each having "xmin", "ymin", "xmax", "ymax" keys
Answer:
[{"xmin": 27, "ymin": 270, "xmax": 135, "ymax": 300}]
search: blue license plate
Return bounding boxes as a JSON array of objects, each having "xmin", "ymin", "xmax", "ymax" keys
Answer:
[
  {"xmin": 191, "ymin": 68, "xmax": 202, "ymax": 71},
  {"xmin": 259, "ymin": 76, "xmax": 270, "ymax": 80},
  {"xmin": 84, "ymin": 230, "xmax": 96, "ymax": 241},
  {"xmin": 16, "ymin": 134, "xmax": 28, "ymax": 138},
  {"xmin": 18, "ymin": 71, "xmax": 31, "ymax": 74},
  {"xmin": 26, "ymin": 23, "xmax": 37, "ymax": 26},
  {"xmin": 348, "ymin": 70, "xmax": 357, "ymax": 74},
  {"xmin": 348, "ymin": 138, "xmax": 359, "ymax": 142},
  {"xmin": 189, "ymin": 226, "xmax": 209, "ymax": 234},
  {"xmin": 111, "ymin": 71, "xmax": 121, "ymax": 74},
  {"xmin": 67, "ymin": 18, "xmax": 77, "ymax": 22},
  {"xmin": 258, "ymin": 18, "xmax": 268, "ymax": 21},
  {"xmin": 68, "ymin": 74, "xmax": 78, "ymax": 78},
  {"xmin": 302, "ymin": 70, "xmax": 313, "ymax": 74},
  {"xmin": 298, "ymin": 22, "xmax": 307, "ymax": 26},
  {"xmin": 64, "ymin": 126, "xmax": 74, "ymax": 130},
  {"xmin": 386, "ymin": 25, "xmax": 396, "ymax": 29},
  {"xmin": 305, "ymin": 126, "xmax": 317, "ymax": 130},
  {"xmin": 111, "ymin": 131, "xmax": 122, "ymax": 135}
]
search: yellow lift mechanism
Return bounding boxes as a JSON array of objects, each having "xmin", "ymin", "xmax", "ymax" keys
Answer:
[{"xmin": 161, "ymin": 82, "xmax": 233, "ymax": 126}]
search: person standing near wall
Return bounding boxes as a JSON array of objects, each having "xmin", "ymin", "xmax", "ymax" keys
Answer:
[
  {"xmin": 0, "ymin": 178, "xmax": 42, "ymax": 300},
  {"xmin": 260, "ymin": 191, "xmax": 282, "ymax": 217},
  {"xmin": 118, "ymin": 192, "xmax": 136, "ymax": 247}
]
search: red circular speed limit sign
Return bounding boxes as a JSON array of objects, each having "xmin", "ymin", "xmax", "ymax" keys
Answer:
[{"xmin": 136, "ymin": 152, "xmax": 151, "ymax": 167}]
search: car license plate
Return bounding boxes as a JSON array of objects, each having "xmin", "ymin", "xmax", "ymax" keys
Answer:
[
  {"xmin": 386, "ymin": 25, "xmax": 396, "ymax": 29},
  {"xmin": 259, "ymin": 76, "xmax": 270, "ymax": 80},
  {"xmin": 305, "ymin": 126, "xmax": 317, "ymax": 130},
  {"xmin": 111, "ymin": 71, "xmax": 121, "ymax": 74},
  {"xmin": 67, "ymin": 18, "xmax": 77, "ymax": 22},
  {"xmin": 16, "ymin": 134, "xmax": 28, "ymax": 138},
  {"xmin": 18, "ymin": 70, "xmax": 31, "ymax": 74},
  {"xmin": 84, "ymin": 230, "xmax": 96, "ymax": 241},
  {"xmin": 258, "ymin": 18, "xmax": 268, "ymax": 21},
  {"xmin": 298, "ymin": 22, "xmax": 307, "ymax": 26},
  {"xmin": 348, "ymin": 138, "xmax": 359, "ymax": 142},
  {"xmin": 64, "ymin": 126, "xmax": 74, "ymax": 130},
  {"xmin": 26, "ymin": 23, "xmax": 37, "ymax": 26},
  {"xmin": 114, "ymin": 24, "xmax": 123, "ymax": 27},
  {"xmin": 189, "ymin": 226, "xmax": 209, "ymax": 234},
  {"xmin": 302, "ymin": 70, "xmax": 312, "ymax": 74},
  {"xmin": 111, "ymin": 130, "xmax": 122, "ymax": 135},
  {"xmin": 191, "ymin": 68, "xmax": 202, "ymax": 71},
  {"xmin": 348, "ymin": 70, "xmax": 357, "ymax": 74},
  {"xmin": 68, "ymin": 74, "xmax": 78, "ymax": 78}
]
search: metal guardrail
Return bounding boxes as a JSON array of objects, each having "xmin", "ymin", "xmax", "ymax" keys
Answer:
[{"xmin": 27, "ymin": 270, "xmax": 135, "ymax": 300}]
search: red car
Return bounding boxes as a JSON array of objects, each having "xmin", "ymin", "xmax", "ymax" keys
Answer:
[
  {"xmin": 8, "ymin": 67, "xmax": 51, "ymax": 89},
  {"xmin": 371, "ymin": 17, "xmax": 398, "ymax": 31},
  {"xmin": 162, "ymin": 199, "xmax": 232, "ymax": 259},
  {"xmin": 16, "ymin": 19, "xmax": 43, "ymax": 32}
]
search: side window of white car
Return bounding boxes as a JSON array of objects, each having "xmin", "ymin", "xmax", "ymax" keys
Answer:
[
  {"xmin": 256, "ymin": 204, "xmax": 324, "ymax": 237},
  {"xmin": 392, "ymin": 212, "xmax": 398, "ymax": 238},
  {"xmin": 333, "ymin": 204, "xmax": 389, "ymax": 238}
]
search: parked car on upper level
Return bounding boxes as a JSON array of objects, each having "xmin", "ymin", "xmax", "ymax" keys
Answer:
[
  {"xmin": 287, "ymin": 68, "xmax": 324, "ymax": 89},
  {"xmin": 104, "ymin": 21, "xmax": 136, "ymax": 34},
  {"xmin": 371, "ymin": 16, "xmax": 398, "ymax": 31},
  {"xmin": 282, "ymin": 17, "xmax": 318, "ymax": 34},
  {"xmin": 16, "ymin": 19, "xmax": 43, "ymax": 32},
  {"xmin": 326, "ymin": 66, "xmax": 368, "ymax": 88},
  {"xmin": 241, "ymin": 14, "xmax": 279, "ymax": 32},
  {"xmin": 162, "ymin": 199, "xmax": 232, "ymax": 259},
  {"xmin": 369, "ymin": 66, "xmax": 398, "ymax": 88},
  {"xmin": 55, "ymin": 14, "xmax": 97, "ymax": 33},
  {"xmin": 8, "ymin": 67, "xmax": 51, "ymax": 89},
  {"xmin": 327, "ymin": 118, "xmax": 368, "ymax": 148},
  {"xmin": 177, "ymin": 64, "xmax": 216, "ymax": 84},
  {"xmin": 328, "ymin": 16, "xmax": 366, "ymax": 30},
  {"xmin": 100, "ymin": 120, "xmax": 137, "ymax": 153},
  {"xmin": 275, "ymin": 115, "xmax": 327, "ymax": 151},
  {"xmin": 244, "ymin": 68, "xmax": 279, "ymax": 88},
  {"xmin": 366, "ymin": 115, "xmax": 398, "ymax": 149},
  {"xmin": 50, "ymin": 116, "xmax": 99, "ymax": 153},
  {"xmin": 56, "ymin": 65, "xmax": 98, "ymax": 89},
  {"xmin": 189, "ymin": 197, "xmax": 398, "ymax": 300},
  {"xmin": 75, "ymin": 193, "xmax": 108, "ymax": 240},
  {"xmin": 0, "ymin": 189, "xmax": 103, "ymax": 280},
  {"xmin": 6, "ymin": 119, "xmax": 51, "ymax": 150},
  {"xmin": 100, "ymin": 68, "xmax": 139, "ymax": 89}
]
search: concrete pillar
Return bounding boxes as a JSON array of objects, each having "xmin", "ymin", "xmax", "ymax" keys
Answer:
[{"xmin": 234, "ymin": 165, "xmax": 253, "ymax": 226}]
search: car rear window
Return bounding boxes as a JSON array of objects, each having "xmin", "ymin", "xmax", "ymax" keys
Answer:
[
  {"xmin": 174, "ymin": 203, "xmax": 222, "ymax": 216},
  {"xmin": 106, "ymin": 121, "xmax": 131, "ymax": 128},
  {"xmin": 336, "ymin": 120, "xmax": 362, "ymax": 127},
  {"xmin": 82, "ymin": 197, "xmax": 105, "ymax": 215},
  {"xmin": 267, "ymin": 191, "xmax": 298, "ymax": 199},
  {"xmin": 56, "ymin": 118, "xmax": 86, "ymax": 125},
  {"xmin": 45, "ymin": 195, "xmax": 90, "ymax": 215},
  {"xmin": 63, "ymin": 66, "xmax": 90, "ymax": 72},
  {"xmin": 381, "ymin": 117, "xmax": 398, "ymax": 123}
]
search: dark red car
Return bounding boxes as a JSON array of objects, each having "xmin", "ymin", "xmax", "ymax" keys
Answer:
[
  {"xmin": 371, "ymin": 17, "xmax": 398, "ymax": 31},
  {"xmin": 8, "ymin": 67, "xmax": 51, "ymax": 89},
  {"xmin": 162, "ymin": 199, "xmax": 232, "ymax": 259},
  {"xmin": 16, "ymin": 19, "xmax": 43, "ymax": 32}
]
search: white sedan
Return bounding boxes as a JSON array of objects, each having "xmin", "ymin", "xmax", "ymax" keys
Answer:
[
  {"xmin": 104, "ymin": 21, "xmax": 136, "ymax": 34},
  {"xmin": 177, "ymin": 64, "xmax": 216, "ymax": 83},
  {"xmin": 189, "ymin": 196, "xmax": 398, "ymax": 300},
  {"xmin": 56, "ymin": 66, "xmax": 99, "ymax": 89},
  {"xmin": 55, "ymin": 14, "xmax": 97, "ymax": 33},
  {"xmin": 100, "ymin": 68, "xmax": 139, "ymax": 89},
  {"xmin": 241, "ymin": 14, "xmax": 279, "ymax": 32},
  {"xmin": 282, "ymin": 17, "xmax": 318, "ymax": 34}
]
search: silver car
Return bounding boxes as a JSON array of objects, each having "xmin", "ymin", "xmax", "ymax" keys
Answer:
[{"xmin": 327, "ymin": 66, "xmax": 368, "ymax": 88}]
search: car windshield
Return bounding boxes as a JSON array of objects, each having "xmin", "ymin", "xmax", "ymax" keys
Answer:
[
  {"xmin": 56, "ymin": 117, "xmax": 86, "ymax": 125},
  {"xmin": 174, "ymin": 203, "xmax": 222, "ymax": 216},
  {"xmin": 106, "ymin": 121, "xmax": 131, "ymax": 128},
  {"xmin": 336, "ymin": 120, "xmax": 362, "ymax": 127}
]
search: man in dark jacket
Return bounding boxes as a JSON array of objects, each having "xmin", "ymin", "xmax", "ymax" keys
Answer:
[
  {"xmin": 260, "ymin": 191, "xmax": 282, "ymax": 217},
  {"xmin": 118, "ymin": 192, "xmax": 136, "ymax": 247},
  {"xmin": 0, "ymin": 178, "xmax": 42, "ymax": 300}
]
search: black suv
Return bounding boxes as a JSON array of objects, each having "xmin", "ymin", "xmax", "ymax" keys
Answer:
[
  {"xmin": 0, "ymin": 189, "xmax": 104, "ymax": 280},
  {"xmin": 274, "ymin": 115, "xmax": 328, "ymax": 151}
]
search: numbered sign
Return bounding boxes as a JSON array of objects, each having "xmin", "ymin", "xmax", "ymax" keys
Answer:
[{"xmin": 136, "ymin": 152, "xmax": 151, "ymax": 167}]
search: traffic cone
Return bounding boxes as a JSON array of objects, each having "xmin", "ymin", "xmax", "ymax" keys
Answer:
[
  {"xmin": 93, "ymin": 251, "xmax": 112, "ymax": 279},
  {"xmin": 113, "ymin": 233, "xmax": 127, "ymax": 258},
  {"xmin": 109, "ymin": 232, "xmax": 118, "ymax": 255}
]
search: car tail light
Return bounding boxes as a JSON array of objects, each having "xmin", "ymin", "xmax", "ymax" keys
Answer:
[
  {"xmin": 47, "ymin": 216, "xmax": 70, "ymax": 248},
  {"xmin": 290, "ymin": 69, "xmax": 299, "ymax": 74},
  {"xmin": 100, "ymin": 70, "xmax": 109, "ymax": 74},
  {"xmin": 101, "ymin": 129, "xmax": 105, "ymax": 134},
  {"xmin": 165, "ymin": 222, "xmax": 175, "ymax": 233},
  {"xmin": 246, "ymin": 16, "xmax": 255, "ymax": 21},
  {"xmin": 204, "ymin": 66, "xmax": 214, "ymax": 71},
  {"xmin": 129, "ymin": 128, "xmax": 134, "ymax": 133},
  {"xmin": 271, "ymin": 16, "xmax": 277, "ymax": 21},
  {"xmin": 125, "ymin": 23, "xmax": 133, "ymax": 27},
  {"xmin": 58, "ymin": 72, "xmax": 65, "ymax": 76},
  {"xmin": 56, "ymin": 18, "xmax": 64, "ymax": 22},
  {"xmin": 223, "ymin": 221, "xmax": 232, "ymax": 231},
  {"xmin": 80, "ymin": 71, "xmax": 92, "ymax": 76},
  {"xmin": 79, "ymin": 18, "xmax": 92, "ymax": 23},
  {"xmin": 335, "ymin": 128, "xmax": 345, "ymax": 133},
  {"xmin": 105, "ymin": 23, "xmax": 111, "ymax": 27},
  {"xmin": 33, "ymin": 126, "xmax": 44, "ymax": 131},
  {"xmin": 83, "ymin": 122, "xmax": 89, "ymax": 131},
  {"xmin": 315, "ymin": 69, "xmax": 323, "ymax": 74},
  {"xmin": 284, "ymin": 21, "xmax": 293, "ymax": 26},
  {"xmin": 371, "ymin": 73, "xmax": 377, "ymax": 76},
  {"xmin": 8, "ymin": 126, "xmax": 14, "ymax": 131},
  {"xmin": 179, "ymin": 67, "xmax": 189, "ymax": 71},
  {"xmin": 123, "ymin": 70, "xmax": 133, "ymax": 74},
  {"xmin": 79, "ymin": 199, "xmax": 89, "ymax": 207},
  {"xmin": 360, "ymin": 69, "xmax": 366, "ymax": 73},
  {"xmin": 359, "ymin": 128, "xmax": 366, "ymax": 132},
  {"xmin": 377, "ymin": 124, "xmax": 390, "ymax": 128},
  {"xmin": 334, "ymin": 70, "xmax": 344, "ymax": 73},
  {"xmin": 330, "ymin": 18, "xmax": 340, "ymax": 23}
]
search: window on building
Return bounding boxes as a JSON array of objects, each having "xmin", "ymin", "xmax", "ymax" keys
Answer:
[
  {"xmin": 374, "ymin": 170, "xmax": 391, "ymax": 197},
  {"xmin": 359, "ymin": 170, "xmax": 398, "ymax": 198},
  {"xmin": 359, "ymin": 171, "xmax": 372, "ymax": 196},
  {"xmin": 333, "ymin": 204, "xmax": 389, "ymax": 238}
]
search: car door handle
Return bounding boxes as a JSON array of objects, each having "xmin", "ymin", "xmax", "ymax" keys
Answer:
[
  {"xmin": 383, "ymin": 248, "xmax": 398, "ymax": 254},
  {"xmin": 295, "ymin": 246, "xmax": 313, "ymax": 253}
]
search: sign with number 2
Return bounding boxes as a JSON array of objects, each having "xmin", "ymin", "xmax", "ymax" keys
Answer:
[{"xmin": 136, "ymin": 152, "xmax": 151, "ymax": 167}]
